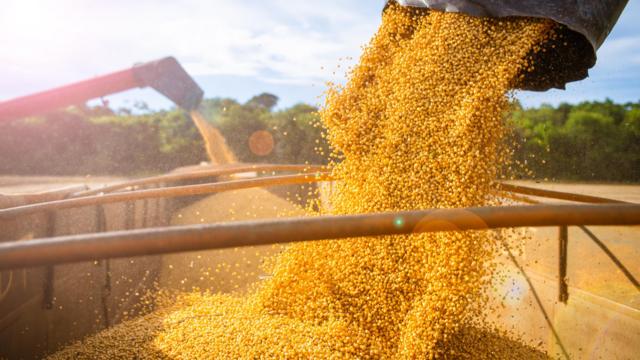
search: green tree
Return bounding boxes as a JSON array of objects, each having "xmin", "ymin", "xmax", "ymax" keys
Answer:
[
  {"xmin": 510, "ymin": 100, "xmax": 639, "ymax": 182},
  {"xmin": 216, "ymin": 98, "xmax": 272, "ymax": 163},
  {"xmin": 270, "ymin": 104, "xmax": 329, "ymax": 165}
]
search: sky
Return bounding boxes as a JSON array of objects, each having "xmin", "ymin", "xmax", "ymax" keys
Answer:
[{"xmin": 0, "ymin": 0, "xmax": 638, "ymax": 111}]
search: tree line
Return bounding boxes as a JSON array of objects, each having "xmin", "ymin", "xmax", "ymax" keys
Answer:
[
  {"xmin": 509, "ymin": 99, "xmax": 639, "ymax": 182},
  {"xmin": 0, "ymin": 93, "xmax": 329, "ymax": 176},
  {"xmin": 0, "ymin": 95, "xmax": 637, "ymax": 182}
]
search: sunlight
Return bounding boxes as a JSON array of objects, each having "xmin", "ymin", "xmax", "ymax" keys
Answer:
[{"xmin": 0, "ymin": 1, "xmax": 72, "ymax": 65}]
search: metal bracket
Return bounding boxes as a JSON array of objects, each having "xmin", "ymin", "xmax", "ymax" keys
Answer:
[
  {"xmin": 558, "ymin": 225, "xmax": 569, "ymax": 303},
  {"xmin": 42, "ymin": 211, "xmax": 58, "ymax": 309}
]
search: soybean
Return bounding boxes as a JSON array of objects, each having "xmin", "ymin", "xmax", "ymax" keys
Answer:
[{"xmin": 50, "ymin": 4, "xmax": 555, "ymax": 359}]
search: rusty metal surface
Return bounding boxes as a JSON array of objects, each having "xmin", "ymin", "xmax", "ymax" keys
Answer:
[{"xmin": 0, "ymin": 204, "xmax": 638, "ymax": 270}]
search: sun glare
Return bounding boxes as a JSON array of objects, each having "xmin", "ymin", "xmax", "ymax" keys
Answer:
[{"xmin": 1, "ymin": 1, "xmax": 72, "ymax": 65}]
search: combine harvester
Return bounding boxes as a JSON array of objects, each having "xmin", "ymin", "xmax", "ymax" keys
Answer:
[{"xmin": 0, "ymin": 1, "xmax": 638, "ymax": 358}]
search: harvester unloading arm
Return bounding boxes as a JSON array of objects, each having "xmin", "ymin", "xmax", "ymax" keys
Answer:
[
  {"xmin": 0, "ymin": 56, "xmax": 236, "ymax": 209},
  {"xmin": 0, "ymin": 56, "xmax": 204, "ymax": 121},
  {"xmin": 390, "ymin": 0, "xmax": 629, "ymax": 91}
]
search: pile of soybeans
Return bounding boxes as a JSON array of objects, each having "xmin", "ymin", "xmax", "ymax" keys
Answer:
[{"xmin": 51, "ymin": 4, "xmax": 557, "ymax": 359}]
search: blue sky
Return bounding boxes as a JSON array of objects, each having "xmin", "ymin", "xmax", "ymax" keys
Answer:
[{"xmin": 0, "ymin": 1, "xmax": 638, "ymax": 110}]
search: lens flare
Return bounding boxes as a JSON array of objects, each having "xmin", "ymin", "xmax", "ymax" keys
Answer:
[{"xmin": 248, "ymin": 130, "xmax": 275, "ymax": 156}]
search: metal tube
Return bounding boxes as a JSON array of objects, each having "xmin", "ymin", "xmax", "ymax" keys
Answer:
[
  {"xmin": 0, "ymin": 204, "xmax": 638, "ymax": 270},
  {"xmin": 76, "ymin": 168, "xmax": 620, "ymax": 205},
  {"xmin": 0, "ymin": 174, "xmax": 329, "ymax": 221},
  {"xmin": 0, "ymin": 176, "xmax": 624, "ymax": 221},
  {"xmin": 74, "ymin": 163, "xmax": 326, "ymax": 197},
  {"xmin": 498, "ymin": 183, "xmax": 628, "ymax": 204},
  {"xmin": 0, "ymin": 185, "xmax": 87, "ymax": 209}
]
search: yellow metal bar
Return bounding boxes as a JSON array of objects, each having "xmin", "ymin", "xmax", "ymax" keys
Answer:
[
  {"xmin": 0, "ymin": 203, "xmax": 638, "ymax": 270},
  {"xmin": 0, "ymin": 173, "xmax": 329, "ymax": 221},
  {"xmin": 74, "ymin": 163, "xmax": 326, "ymax": 197},
  {"xmin": 0, "ymin": 185, "xmax": 86, "ymax": 209},
  {"xmin": 498, "ymin": 183, "xmax": 628, "ymax": 204}
]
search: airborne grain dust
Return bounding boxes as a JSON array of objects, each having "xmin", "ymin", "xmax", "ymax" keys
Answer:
[
  {"xmin": 50, "ymin": 4, "xmax": 556, "ymax": 359},
  {"xmin": 190, "ymin": 110, "xmax": 236, "ymax": 165}
]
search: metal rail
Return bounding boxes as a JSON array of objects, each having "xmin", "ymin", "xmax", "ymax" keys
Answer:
[
  {"xmin": 0, "ymin": 204, "xmax": 638, "ymax": 270},
  {"xmin": 74, "ymin": 163, "xmax": 326, "ymax": 197},
  {"xmin": 75, "ymin": 169, "xmax": 628, "ymax": 205},
  {"xmin": 498, "ymin": 183, "xmax": 629, "ymax": 204},
  {"xmin": 1, "ymin": 173, "xmax": 627, "ymax": 220},
  {"xmin": 0, "ymin": 173, "xmax": 329, "ymax": 221},
  {"xmin": 497, "ymin": 185, "xmax": 639, "ymax": 301},
  {"xmin": 0, "ymin": 185, "xmax": 86, "ymax": 209}
]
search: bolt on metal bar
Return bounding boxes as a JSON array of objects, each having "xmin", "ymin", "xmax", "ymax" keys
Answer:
[
  {"xmin": 0, "ymin": 173, "xmax": 330, "ymax": 221},
  {"xmin": 0, "ymin": 204, "xmax": 638, "ymax": 270},
  {"xmin": 74, "ymin": 163, "xmax": 327, "ymax": 197}
]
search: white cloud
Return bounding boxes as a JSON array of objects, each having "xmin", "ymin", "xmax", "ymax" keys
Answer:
[
  {"xmin": 0, "ymin": 0, "xmax": 378, "ymax": 99},
  {"xmin": 2, "ymin": 0, "xmax": 636, "ymax": 108},
  {"xmin": 596, "ymin": 36, "xmax": 640, "ymax": 69}
]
